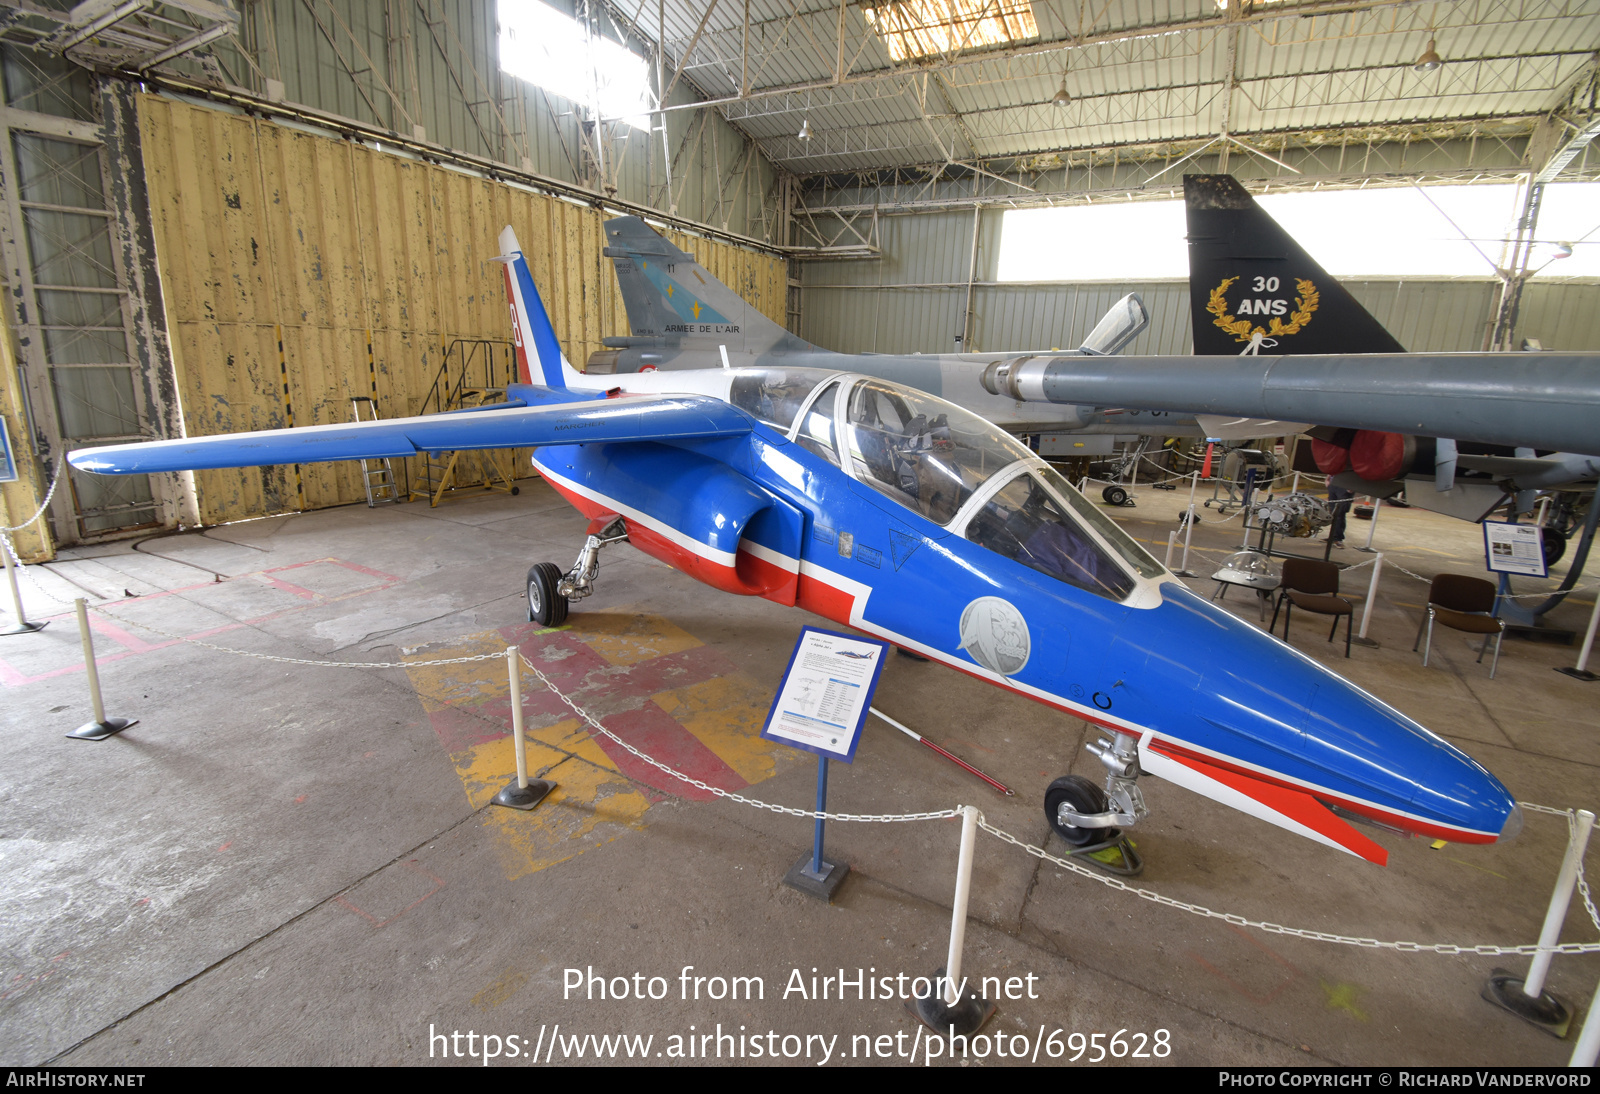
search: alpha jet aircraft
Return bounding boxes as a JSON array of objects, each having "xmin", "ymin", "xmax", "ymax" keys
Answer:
[{"xmin": 69, "ymin": 227, "xmax": 1522, "ymax": 867}]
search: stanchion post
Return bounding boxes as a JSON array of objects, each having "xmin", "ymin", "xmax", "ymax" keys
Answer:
[
  {"xmin": 784, "ymin": 754, "xmax": 849, "ymax": 900},
  {"xmin": 1177, "ymin": 504, "xmax": 1197, "ymax": 577},
  {"xmin": 2, "ymin": 540, "xmax": 44, "ymax": 635},
  {"xmin": 1571, "ymin": 968, "xmax": 1600, "ymax": 1066},
  {"xmin": 1555, "ymin": 593, "xmax": 1600, "ymax": 681},
  {"xmin": 1164, "ymin": 531, "xmax": 1176, "ymax": 569},
  {"xmin": 1482, "ymin": 809, "xmax": 1595, "ymax": 1036},
  {"xmin": 912, "ymin": 805, "xmax": 994, "ymax": 1036},
  {"xmin": 1353, "ymin": 553, "xmax": 1384, "ymax": 648},
  {"xmin": 1291, "ymin": 471, "xmax": 1300, "ymax": 494},
  {"xmin": 1357, "ymin": 496, "xmax": 1382, "ymax": 553},
  {"xmin": 65, "ymin": 599, "xmax": 136, "ymax": 740},
  {"xmin": 493, "ymin": 646, "xmax": 553, "ymax": 810}
]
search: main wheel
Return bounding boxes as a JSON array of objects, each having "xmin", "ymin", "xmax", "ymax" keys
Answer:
[
  {"xmin": 526, "ymin": 562, "xmax": 568, "ymax": 627},
  {"xmin": 1102, "ymin": 485, "xmax": 1129, "ymax": 507},
  {"xmin": 1044, "ymin": 775, "xmax": 1114, "ymax": 846}
]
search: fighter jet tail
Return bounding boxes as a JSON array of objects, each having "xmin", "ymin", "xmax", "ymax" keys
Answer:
[
  {"xmin": 600, "ymin": 216, "xmax": 819, "ymax": 362},
  {"xmin": 1185, "ymin": 175, "xmax": 1405, "ymax": 356},
  {"xmin": 495, "ymin": 226, "xmax": 586, "ymax": 389}
]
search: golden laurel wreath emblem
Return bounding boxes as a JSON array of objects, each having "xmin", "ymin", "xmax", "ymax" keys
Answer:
[{"xmin": 1208, "ymin": 276, "xmax": 1319, "ymax": 343}]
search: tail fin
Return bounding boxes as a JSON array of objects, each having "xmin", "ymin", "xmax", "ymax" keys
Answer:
[
  {"xmin": 496, "ymin": 226, "xmax": 584, "ymax": 388},
  {"xmin": 1184, "ymin": 175, "xmax": 1406, "ymax": 355},
  {"xmin": 601, "ymin": 216, "xmax": 817, "ymax": 356}
]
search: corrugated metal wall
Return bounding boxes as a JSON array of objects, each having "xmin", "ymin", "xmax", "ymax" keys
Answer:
[
  {"xmin": 139, "ymin": 94, "xmax": 786, "ymax": 524},
  {"xmin": 213, "ymin": 0, "xmax": 779, "ymax": 243},
  {"xmin": 800, "ymin": 211, "xmax": 1600, "ymax": 354}
]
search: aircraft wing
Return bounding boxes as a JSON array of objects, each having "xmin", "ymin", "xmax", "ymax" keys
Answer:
[{"xmin": 69, "ymin": 394, "xmax": 752, "ymax": 475}]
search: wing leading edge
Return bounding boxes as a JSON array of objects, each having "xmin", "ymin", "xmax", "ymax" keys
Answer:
[{"xmin": 69, "ymin": 394, "xmax": 752, "ymax": 475}]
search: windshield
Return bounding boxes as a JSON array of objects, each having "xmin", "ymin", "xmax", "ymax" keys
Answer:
[
  {"xmin": 729, "ymin": 369, "xmax": 831, "ymax": 432},
  {"xmin": 1036, "ymin": 464, "xmax": 1165, "ymax": 579},
  {"xmin": 966, "ymin": 472, "xmax": 1136, "ymax": 600},
  {"xmin": 843, "ymin": 379, "xmax": 1031, "ymax": 526}
]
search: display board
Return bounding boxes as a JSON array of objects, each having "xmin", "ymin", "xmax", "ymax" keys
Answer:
[
  {"xmin": 1482, "ymin": 520, "xmax": 1547, "ymax": 578},
  {"xmin": 0, "ymin": 417, "xmax": 15, "ymax": 483},
  {"xmin": 761, "ymin": 627, "xmax": 889, "ymax": 762}
]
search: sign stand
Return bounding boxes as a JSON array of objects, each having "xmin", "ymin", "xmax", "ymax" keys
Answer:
[
  {"xmin": 764, "ymin": 626, "xmax": 890, "ymax": 903},
  {"xmin": 784, "ymin": 754, "xmax": 847, "ymax": 900}
]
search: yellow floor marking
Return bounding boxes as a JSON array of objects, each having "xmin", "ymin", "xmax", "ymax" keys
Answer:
[
  {"xmin": 574, "ymin": 608, "xmax": 704, "ymax": 666},
  {"xmin": 1445, "ymin": 856, "xmax": 1509, "ymax": 880},
  {"xmin": 472, "ymin": 969, "xmax": 529, "ymax": 1011},
  {"xmin": 1320, "ymin": 980, "xmax": 1369, "ymax": 1022},
  {"xmin": 654, "ymin": 674, "xmax": 797, "ymax": 785},
  {"xmin": 404, "ymin": 632, "xmax": 516, "ymax": 714},
  {"xmin": 403, "ymin": 612, "xmax": 794, "ymax": 881},
  {"xmin": 455, "ymin": 731, "xmax": 651, "ymax": 879}
]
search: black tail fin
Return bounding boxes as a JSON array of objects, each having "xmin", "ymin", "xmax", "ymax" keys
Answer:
[{"xmin": 1184, "ymin": 175, "xmax": 1406, "ymax": 355}]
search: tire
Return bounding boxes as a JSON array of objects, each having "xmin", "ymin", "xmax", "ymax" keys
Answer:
[
  {"xmin": 526, "ymin": 562, "xmax": 568, "ymax": 627},
  {"xmin": 510, "ymin": 486, "xmax": 521, "ymax": 496},
  {"xmin": 1044, "ymin": 775, "xmax": 1114, "ymax": 846},
  {"xmin": 1543, "ymin": 527, "xmax": 1567, "ymax": 568},
  {"xmin": 1102, "ymin": 485, "xmax": 1129, "ymax": 507}
]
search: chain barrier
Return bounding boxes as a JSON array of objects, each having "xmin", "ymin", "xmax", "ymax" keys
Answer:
[
  {"xmin": 1380, "ymin": 557, "xmax": 1599, "ymax": 600},
  {"xmin": 1, "ymin": 462, "xmax": 64, "ymax": 533},
  {"xmin": 1, "ymin": 532, "xmax": 76, "ymax": 608},
  {"xmin": 516, "ymin": 651, "xmax": 957, "ymax": 825},
  {"xmin": 974, "ymin": 810, "xmax": 1600, "ymax": 957},
  {"xmin": 39, "ymin": 595, "xmax": 1600, "ymax": 951},
  {"xmin": 85, "ymin": 602, "xmax": 509, "ymax": 670}
]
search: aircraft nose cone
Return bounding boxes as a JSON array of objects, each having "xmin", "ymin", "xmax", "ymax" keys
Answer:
[{"xmin": 1499, "ymin": 802, "xmax": 1524, "ymax": 841}]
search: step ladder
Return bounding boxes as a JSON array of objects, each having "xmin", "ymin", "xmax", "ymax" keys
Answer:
[{"xmin": 350, "ymin": 397, "xmax": 403, "ymax": 507}]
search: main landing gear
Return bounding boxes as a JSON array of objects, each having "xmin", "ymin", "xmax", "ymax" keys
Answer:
[
  {"xmin": 527, "ymin": 517, "xmax": 628, "ymax": 627},
  {"xmin": 1043, "ymin": 732, "xmax": 1147, "ymax": 876}
]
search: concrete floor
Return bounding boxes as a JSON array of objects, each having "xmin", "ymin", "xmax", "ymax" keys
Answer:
[{"xmin": 1, "ymin": 474, "xmax": 1595, "ymax": 1067}]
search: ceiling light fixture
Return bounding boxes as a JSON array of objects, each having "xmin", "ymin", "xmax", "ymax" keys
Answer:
[
  {"xmin": 797, "ymin": 118, "xmax": 812, "ymax": 141},
  {"xmin": 1051, "ymin": 75, "xmax": 1071, "ymax": 106},
  {"xmin": 1413, "ymin": 37, "xmax": 1442, "ymax": 73}
]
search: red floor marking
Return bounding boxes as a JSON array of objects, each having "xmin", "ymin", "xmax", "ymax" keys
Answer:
[
  {"xmin": 0, "ymin": 557, "xmax": 404, "ymax": 687},
  {"xmin": 217, "ymin": 841, "xmax": 232, "ymax": 852},
  {"xmin": 333, "ymin": 860, "xmax": 445, "ymax": 928},
  {"xmin": 1187, "ymin": 924, "xmax": 1304, "ymax": 1004},
  {"xmin": 586, "ymin": 703, "xmax": 748, "ymax": 800}
]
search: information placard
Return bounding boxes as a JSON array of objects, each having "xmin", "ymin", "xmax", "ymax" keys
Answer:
[
  {"xmin": 760, "ymin": 627, "xmax": 889, "ymax": 763},
  {"xmin": 1482, "ymin": 520, "xmax": 1547, "ymax": 578},
  {"xmin": 0, "ymin": 417, "xmax": 16, "ymax": 484}
]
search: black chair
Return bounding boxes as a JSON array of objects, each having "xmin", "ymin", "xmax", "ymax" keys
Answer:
[
  {"xmin": 1413, "ymin": 574, "xmax": 1505, "ymax": 679},
  {"xmin": 1269, "ymin": 557, "xmax": 1353, "ymax": 657}
]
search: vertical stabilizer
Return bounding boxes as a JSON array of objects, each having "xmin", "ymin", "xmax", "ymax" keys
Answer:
[
  {"xmin": 1185, "ymin": 175, "xmax": 1406, "ymax": 355},
  {"xmin": 496, "ymin": 226, "xmax": 584, "ymax": 388},
  {"xmin": 601, "ymin": 216, "xmax": 817, "ymax": 357}
]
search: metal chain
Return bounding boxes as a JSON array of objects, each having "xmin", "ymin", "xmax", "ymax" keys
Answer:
[
  {"xmin": 1, "ymin": 462, "xmax": 64, "ymax": 532},
  {"xmin": 0, "ymin": 532, "xmax": 75, "ymax": 607},
  {"xmin": 1382, "ymin": 558, "xmax": 1598, "ymax": 599},
  {"xmin": 976, "ymin": 812, "xmax": 1600, "ymax": 957},
  {"xmin": 518, "ymin": 651, "xmax": 957, "ymax": 824},
  {"xmin": 87, "ymin": 603, "xmax": 507, "ymax": 669}
]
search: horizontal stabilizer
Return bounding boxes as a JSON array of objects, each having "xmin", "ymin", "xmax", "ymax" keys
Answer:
[
  {"xmin": 70, "ymin": 395, "xmax": 752, "ymax": 475},
  {"xmin": 1140, "ymin": 736, "xmax": 1389, "ymax": 864},
  {"xmin": 1194, "ymin": 414, "xmax": 1311, "ymax": 440}
]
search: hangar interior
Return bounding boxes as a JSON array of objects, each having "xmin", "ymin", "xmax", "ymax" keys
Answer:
[{"xmin": 0, "ymin": 0, "xmax": 1597, "ymax": 1068}]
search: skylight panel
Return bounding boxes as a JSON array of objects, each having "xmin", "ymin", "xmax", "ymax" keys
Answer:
[
  {"xmin": 863, "ymin": 0, "xmax": 1039, "ymax": 62},
  {"xmin": 498, "ymin": 0, "xmax": 651, "ymax": 129}
]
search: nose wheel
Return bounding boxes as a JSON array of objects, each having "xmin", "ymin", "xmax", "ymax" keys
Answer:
[{"xmin": 1043, "ymin": 733, "xmax": 1148, "ymax": 876}]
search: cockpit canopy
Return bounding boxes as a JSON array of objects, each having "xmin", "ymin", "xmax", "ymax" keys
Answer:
[{"xmin": 731, "ymin": 369, "xmax": 1164, "ymax": 603}]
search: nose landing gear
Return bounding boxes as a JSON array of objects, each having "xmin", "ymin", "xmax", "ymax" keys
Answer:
[{"xmin": 1043, "ymin": 733, "xmax": 1147, "ymax": 876}]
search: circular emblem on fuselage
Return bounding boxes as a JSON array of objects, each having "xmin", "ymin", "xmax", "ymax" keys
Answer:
[{"xmin": 958, "ymin": 596, "xmax": 1030, "ymax": 677}]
